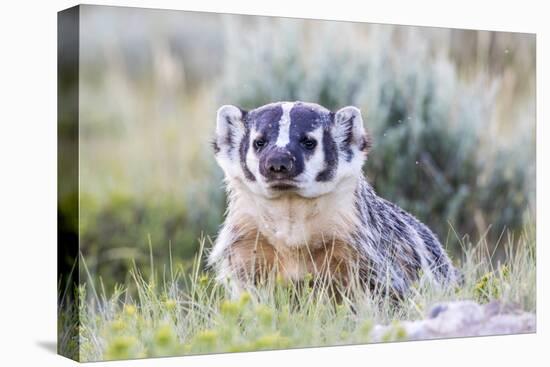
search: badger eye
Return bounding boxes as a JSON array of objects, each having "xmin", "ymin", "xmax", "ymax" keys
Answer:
[
  {"xmin": 254, "ymin": 138, "xmax": 267, "ymax": 150},
  {"xmin": 300, "ymin": 137, "xmax": 317, "ymax": 150}
]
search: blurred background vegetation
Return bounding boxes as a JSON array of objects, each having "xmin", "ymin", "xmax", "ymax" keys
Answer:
[{"xmin": 64, "ymin": 5, "xmax": 535, "ymax": 289}]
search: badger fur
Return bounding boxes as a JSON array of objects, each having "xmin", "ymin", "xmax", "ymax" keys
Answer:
[{"xmin": 209, "ymin": 101, "xmax": 456, "ymax": 298}]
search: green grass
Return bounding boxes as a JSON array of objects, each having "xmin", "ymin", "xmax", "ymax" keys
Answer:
[{"xmin": 63, "ymin": 226, "xmax": 535, "ymax": 362}]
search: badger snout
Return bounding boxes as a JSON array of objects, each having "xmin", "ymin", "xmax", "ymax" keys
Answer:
[
  {"xmin": 260, "ymin": 149, "xmax": 297, "ymax": 181},
  {"xmin": 268, "ymin": 156, "xmax": 292, "ymax": 175}
]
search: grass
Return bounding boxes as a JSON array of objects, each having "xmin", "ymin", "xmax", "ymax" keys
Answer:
[{"xmin": 60, "ymin": 225, "xmax": 535, "ymax": 362}]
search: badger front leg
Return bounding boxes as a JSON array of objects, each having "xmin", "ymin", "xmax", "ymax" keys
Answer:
[{"xmin": 208, "ymin": 225, "xmax": 277, "ymax": 298}]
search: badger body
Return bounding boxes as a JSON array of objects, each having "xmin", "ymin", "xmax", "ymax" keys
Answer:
[{"xmin": 210, "ymin": 101, "xmax": 455, "ymax": 297}]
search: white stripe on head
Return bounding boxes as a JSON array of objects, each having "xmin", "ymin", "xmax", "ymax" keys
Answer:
[{"xmin": 275, "ymin": 102, "xmax": 295, "ymax": 147}]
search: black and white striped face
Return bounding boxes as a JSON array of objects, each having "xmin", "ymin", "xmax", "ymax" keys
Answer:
[{"xmin": 213, "ymin": 101, "xmax": 370, "ymax": 199}]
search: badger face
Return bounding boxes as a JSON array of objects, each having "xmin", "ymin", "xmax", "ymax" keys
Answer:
[{"xmin": 213, "ymin": 101, "xmax": 370, "ymax": 199}]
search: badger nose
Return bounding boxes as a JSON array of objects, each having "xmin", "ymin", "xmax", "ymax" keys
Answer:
[
  {"xmin": 268, "ymin": 157, "xmax": 291, "ymax": 174},
  {"xmin": 263, "ymin": 153, "xmax": 294, "ymax": 180}
]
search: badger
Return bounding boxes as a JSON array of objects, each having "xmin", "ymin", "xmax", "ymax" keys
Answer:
[{"xmin": 209, "ymin": 101, "xmax": 456, "ymax": 298}]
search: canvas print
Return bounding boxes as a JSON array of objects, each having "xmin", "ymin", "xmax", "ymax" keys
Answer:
[{"xmin": 57, "ymin": 4, "xmax": 536, "ymax": 362}]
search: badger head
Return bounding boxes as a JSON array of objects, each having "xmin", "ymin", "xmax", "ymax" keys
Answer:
[{"xmin": 213, "ymin": 101, "xmax": 370, "ymax": 199}]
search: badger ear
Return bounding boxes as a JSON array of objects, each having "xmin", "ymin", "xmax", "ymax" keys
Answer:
[
  {"xmin": 214, "ymin": 105, "xmax": 247, "ymax": 154},
  {"xmin": 333, "ymin": 106, "xmax": 370, "ymax": 153}
]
